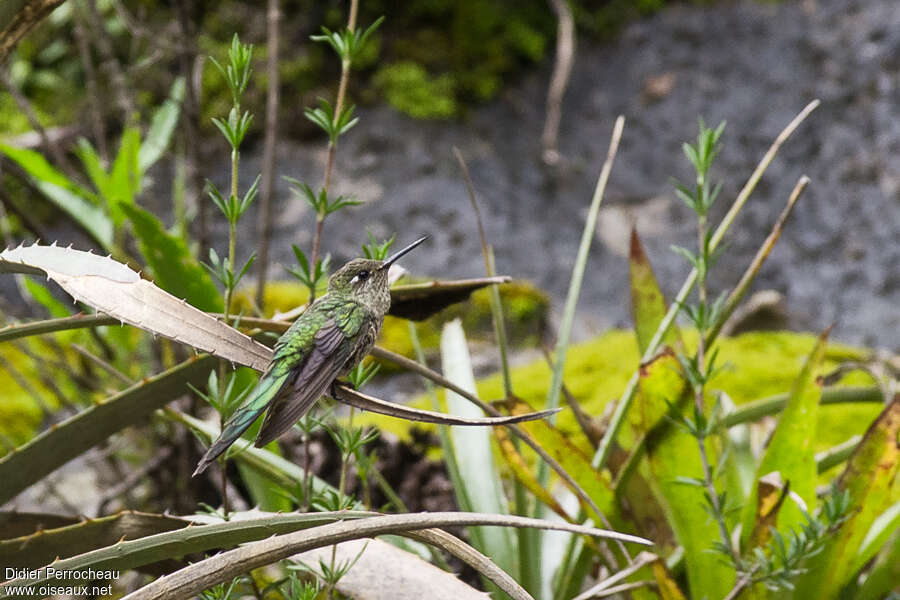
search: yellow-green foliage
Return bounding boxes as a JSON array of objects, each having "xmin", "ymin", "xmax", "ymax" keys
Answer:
[
  {"xmin": 356, "ymin": 329, "xmax": 880, "ymax": 460},
  {"xmin": 0, "ymin": 344, "xmax": 58, "ymax": 449}
]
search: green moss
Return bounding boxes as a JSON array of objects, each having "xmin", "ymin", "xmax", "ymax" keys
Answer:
[{"xmin": 373, "ymin": 62, "xmax": 458, "ymax": 119}]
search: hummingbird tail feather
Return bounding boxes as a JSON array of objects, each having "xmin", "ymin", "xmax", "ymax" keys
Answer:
[{"xmin": 192, "ymin": 371, "xmax": 290, "ymax": 477}]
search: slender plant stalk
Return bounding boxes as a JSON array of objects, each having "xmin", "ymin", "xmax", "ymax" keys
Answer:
[
  {"xmin": 175, "ymin": 0, "xmax": 206, "ymax": 257},
  {"xmin": 309, "ymin": 0, "xmax": 359, "ymax": 301},
  {"xmin": 541, "ymin": 0, "xmax": 575, "ymax": 165},
  {"xmin": 704, "ymin": 176, "xmax": 808, "ymax": 345},
  {"xmin": 255, "ymin": 0, "xmax": 281, "ymax": 310},
  {"xmin": 593, "ymin": 100, "xmax": 820, "ymax": 471}
]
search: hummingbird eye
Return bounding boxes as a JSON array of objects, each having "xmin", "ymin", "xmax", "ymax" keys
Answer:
[{"xmin": 351, "ymin": 270, "xmax": 370, "ymax": 285}]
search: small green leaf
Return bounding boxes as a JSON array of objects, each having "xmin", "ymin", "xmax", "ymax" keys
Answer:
[{"xmin": 139, "ymin": 77, "xmax": 185, "ymax": 172}]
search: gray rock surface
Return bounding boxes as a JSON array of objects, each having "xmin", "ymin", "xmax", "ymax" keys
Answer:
[{"xmin": 219, "ymin": 0, "xmax": 897, "ymax": 350}]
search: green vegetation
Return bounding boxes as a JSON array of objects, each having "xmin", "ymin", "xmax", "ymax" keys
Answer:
[{"xmin": 1, "ymin": 3, "xmax": 898, "ymax": 600}]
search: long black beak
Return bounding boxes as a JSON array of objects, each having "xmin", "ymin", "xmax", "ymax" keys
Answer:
[{"xmin": 381, "ymin": 235, "xmax": 428, "ymax": 269}]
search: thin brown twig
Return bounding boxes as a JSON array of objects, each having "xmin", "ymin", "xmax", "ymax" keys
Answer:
[
  {"xmin": 83, "ymin": 0, "xmax": 136, "ymax": 121},
  {"xmin": 0, "ymin": 0, "xmax": 68, "ymax": 66},
  {"xmin": 255, "ymin": 0, "xmax": 281, "ymax": 310},
  {"xmin": 541, "ymin": 0, "xmax": 575, "ymax": 165},
  {"xmin": 175, "ymin": 0, "xmax": 206, "ymax": 257},
  {"xmin": 72, "ymin": 5, "xmax": 108, "ymax": 163},
  {"xmin": 71, "ymin": 342, "xmax": 133, "ymax": 385}
]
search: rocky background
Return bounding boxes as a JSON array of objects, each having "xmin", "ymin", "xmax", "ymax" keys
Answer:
[{"xmin": 203, "ymin": 0, "xmax": 899, "ymax": 350}]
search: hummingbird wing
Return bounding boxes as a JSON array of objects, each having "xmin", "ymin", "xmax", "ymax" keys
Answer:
[{"xmin": 254, "ymin": 304, "xmax": 365, "ymax": 447}]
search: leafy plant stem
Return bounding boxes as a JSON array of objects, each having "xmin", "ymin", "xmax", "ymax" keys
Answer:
[
  {"xmin": 310, "ymin": 0, "xmax": 358, "ymax": 302},
  {"xmin": 593, "ymin": 99, "xmax": 820, "ymax": 471}
]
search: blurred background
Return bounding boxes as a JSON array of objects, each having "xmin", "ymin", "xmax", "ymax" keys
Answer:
[{"xmin": 1, "ymin": 0, "xmax": 897, "ymax": 349}]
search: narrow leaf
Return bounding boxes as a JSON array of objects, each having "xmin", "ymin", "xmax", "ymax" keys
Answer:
[
  {"xmin": 629, "ymin": 228, "xmax": 681, "ymax": 355},
  {"xmin": 139, "ymin": 77, "xmax": 185, "ymax": 172},
  {"xmin": 739, "ymin": 328, "xmax": 829, "ymax": 548},
  {"xmin": 637, "ymin": 351, "xmax": 734, "ymax": 598}
]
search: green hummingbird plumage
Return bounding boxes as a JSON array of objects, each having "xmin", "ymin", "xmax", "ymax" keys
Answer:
[{"xmin": 193, "ymin": 236, "xmax": 427, "ymax": 476}]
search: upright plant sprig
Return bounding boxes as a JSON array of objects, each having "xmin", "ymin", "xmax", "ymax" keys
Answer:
[
  {"xmin": 202, "ymin": 35, "xmax": 259, "ymax": 512},
  {"xmin": 289, "ymin": 0, "xmax": 383, "ymax": 302},
  {"xmin": 669, "ymin": 119, "xmax": 740, "ymax": 566},
  {"xmin": 206, "ymin": 35, "xmax": 259, "ymax": 321}
]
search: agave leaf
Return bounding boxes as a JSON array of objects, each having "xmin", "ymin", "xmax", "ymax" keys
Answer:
[
  {"xmin": 388, "ymin": 277, "xmax": 511, "ymax": 321},
  {"xmin": 629, "ymin": 228, "xmax": 681, "ymax": 355},
  {"xmin": 739, "ymin": 328, "xmax": 829, "ymax": 548},
  {"xmin": 743, "ymin": 472, "xmax": 790, "ymax": 551},
  {"xmin": 0, "ymin": 355, "xmax": 215, "ymax": 506},
  {"xmin": 637, "ymin": 350, "xmax": 734, "ymax": 598},
  {"xmin": 121, "ymin": 204, "xmax": 223, "ymax": 312},
  {"xmin": 851, "ymin": 499, "xmax": 900, "ymax": 577},
  {"xmin": 113, "ymin": 512, "xmax": 649, "ymax": 600},
  {"xmin": 0, "ymin": 511, "xmax": 193, "ymax": 570},
  {"xmin": 494, "ymin": 425, "xmax": 571, "ymax": 521},
  {"xmin": 440, "ymin": 319, "xmax": 517, "ymax": 582},
  {"xmin": 0, "ymin": 244, "xmax": 271, "ymax": 370},
  {"xmin": 795, "ymin": 394, "xmax": 900, "ymax": 598},
  {"xmin": 331, "ymin": 383, "xmax": 557, "ymax": 427},
  {"xmin": 0, "ymin": 512, "xmax": 75, "ymax": 540},
  {"xmin": 649, "ymin": 555, "xmax": 688, "ymax": 600},
  {"xmin": 292, "ymin": 538, "xmax": 489, "ymax": 600},
  {"xmin": 0, "ymin": 511, "xmax": 376, "ymax": 595}
]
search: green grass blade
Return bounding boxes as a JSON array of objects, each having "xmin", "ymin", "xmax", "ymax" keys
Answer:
[
  {"xmin": 543, "ymin": 116, "xmax": 624, "ymax": 423},
  {"xmin": 854, "ymin": 524, "xmax": 900, "ymax": 600},
  {"xmin": 0, "ymin": 355, "xmax": 215, "ymax": 506},
  {"xmin": 739, "ymin": 328, "xmax": 829, "ymax": 548}
]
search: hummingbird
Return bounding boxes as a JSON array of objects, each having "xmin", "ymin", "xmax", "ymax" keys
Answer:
[{"xmin": 193, "ymin": 236, "xmax": 428, "ymax": 476}]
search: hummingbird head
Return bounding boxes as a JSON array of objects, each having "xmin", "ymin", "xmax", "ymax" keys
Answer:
[{"xmin": 327, "ymin": 236, "xmax": 428, "ymax": 313}]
